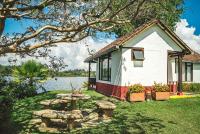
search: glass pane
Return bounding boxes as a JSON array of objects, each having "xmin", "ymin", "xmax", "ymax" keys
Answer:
[
  {"xmin": 99, "ymin": 56, "xmax": 111, "ymax": 81},
  {"xmin": 133, "ymin": 50, "xmax": 144, "ymax": 59},
  {"xmin": 102, "ymin": 58, "xmax": 108, "ymax": 80},
  {"xmin": 109, "ymin": 58, "xmax": 111, "ymax": 81},
  {"xmin": 134, "ymin": 61, "xmax": 143, "ymax": 67},
  {"xmin": 186, "ymin": 66, "xmax": 191, "ymax": 81}
]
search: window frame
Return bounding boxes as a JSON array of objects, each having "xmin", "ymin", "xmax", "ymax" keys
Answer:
[
  {"xmin": 175, "ymin": 58, "xmax": 178, "ymax": 73},
  {"xmin": 99, "ymin": 54, "xmax": 111, "ymax": 81},
  {"xmin": 131, "ymin": 48, "xmax": 144, "ymax": 61},
  {"xmin": 185, "ymin": 62, "xmax": 193, "ymax": 82}
]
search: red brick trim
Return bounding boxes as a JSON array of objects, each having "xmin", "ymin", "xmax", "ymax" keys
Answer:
[
  {"xmin": 96, "ymin": 82, "xmax": 128, "ymax": 100},
  {"xmin": 96, "ymin": 82, "xmax": 177, "ymax": 100}
]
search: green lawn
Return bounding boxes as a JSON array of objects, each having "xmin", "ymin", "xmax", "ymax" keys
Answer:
[{"xmin": 6, "ymin": 90, "xmax": 200, "ymax": 134}]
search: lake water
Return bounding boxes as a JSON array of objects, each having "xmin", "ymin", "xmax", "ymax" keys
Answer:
[{"xmin": 39, "ymin": 77, "xmax": 88, "ymax": 92}]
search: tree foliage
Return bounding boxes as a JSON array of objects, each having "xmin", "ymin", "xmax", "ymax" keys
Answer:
[
  {"xmin": 110, "ymin": 0, "xmax": 184, "ymax": 36},
  {"xmin": 0, "ymin": 0, "xmax": 183, "ymax": 56},
  {"xmin": 12, "ymin": 60, "xmax": 49, "ymax": 86}
]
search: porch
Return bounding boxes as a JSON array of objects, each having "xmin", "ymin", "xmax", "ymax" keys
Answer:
[{"xmin": 168, "ymin": 51, "xmax": 184, "ymax": 95}]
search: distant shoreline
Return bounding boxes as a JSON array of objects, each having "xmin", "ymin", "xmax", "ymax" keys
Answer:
[
  {"xmin": 50, "ymin": 76, "xmax": 89, "ymax": 78},
  {"xmin": 0, "ymin": 65, "xmax": 95, "ymax": 78}
]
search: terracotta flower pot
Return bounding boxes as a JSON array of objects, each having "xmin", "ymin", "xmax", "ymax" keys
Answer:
[
  {"xmin": 128, "ymin": 92, "xmax": 145, "ymax": 102},
  {"xmin": 152, "ymin": 92, "xmax": 170, "ymax": 100}
]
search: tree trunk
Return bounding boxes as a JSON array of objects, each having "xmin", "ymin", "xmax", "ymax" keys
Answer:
[{"xmin": 0, "ymin": 18, "xmax": 5, "ymax": 36}]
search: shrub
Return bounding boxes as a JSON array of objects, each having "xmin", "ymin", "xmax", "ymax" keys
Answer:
[
  {"xmin": 182, "ymin": 83, "xmax": 200, "ymax": 93},
  {"xmin": 0, "ymin": 77, "xmax": 14, "ymax": 124},
  {"xmin": 11, "ymin": 60, "xmax": 49, "ymax": 98},
  {"xmin": 12, "ymin": 60, "xmax": 49, "ymax": 87},
  {"xmin": 0, "ymin": 77, "xmax": 13, "ymax": 103},
  {"xmin": 11, "ymin": 83, "xmax": 38, "ymax": 99},
  {"xmin": 82, "ymin": 81, "xmax": 89, "ymax": 89},
  {"xmin": 128, "ymin": 84, "xmax": 144, "ymax": 93},
  {"xmin": 153, "ymin": 82, "xmax": 169, "ymax": 92},
  {"xmin": 190, "ymin": 83, "xmax": 200, "ymax": 92},
  {"xmin": 182, "ymin": 83, "xmax": 191, "ymax": 92},
  {"xmin": 0, "ymin": 95, "xmax": 13, "ymax": 112}
]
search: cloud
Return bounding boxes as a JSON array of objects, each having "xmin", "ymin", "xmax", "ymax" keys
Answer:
[
  {"xmin": 0, "ymin": 36, "xmax": 114, "ymax": 70},
  {"xmin": 48, "ymin": 36, "xmax": 114, "ymax": 70},
  {"xmin": 175, "ymin": 19, "xmax": 200, "ymax": 53}
]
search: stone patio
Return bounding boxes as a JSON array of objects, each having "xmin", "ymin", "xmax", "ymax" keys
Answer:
[{"xmin": 31, "ymin": 94, "xmax": 116, "ymax": 133}]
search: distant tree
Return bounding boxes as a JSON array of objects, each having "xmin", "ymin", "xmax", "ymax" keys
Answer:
[
  {"xmin": 12, "ymin": 60, "xmax": 48, "ymax": 86},
  {"xmin": 10, "ymin": 60, "xmax": 49, "ymax": 97},
  {"xmin": 0, "ymin": 0, "xmax": 183, "ymax": 56}
]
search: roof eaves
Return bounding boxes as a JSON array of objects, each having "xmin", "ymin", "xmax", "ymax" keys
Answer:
[{"xmin": 156, "ymin": 21, "xmax": 192, "ymax": 54}]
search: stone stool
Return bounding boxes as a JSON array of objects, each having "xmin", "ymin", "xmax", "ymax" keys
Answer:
[{"xmin": 96, "ymin": 100, "xmax": 116, "ymax": 119}]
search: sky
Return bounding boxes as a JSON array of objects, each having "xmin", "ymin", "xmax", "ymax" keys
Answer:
[
  {"xmin": 181, "ymin": 0, "xmax": 200, "ymax": 35},
  {"xmin": 1, "ymin": 0, "xmax": 200, "ymax": 70}
]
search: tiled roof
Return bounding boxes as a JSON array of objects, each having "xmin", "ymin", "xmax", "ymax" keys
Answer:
[
  {"xmin": 85, "ymin": 19, "xmax": 192, "ymax": 62},
  {"xmin": 183, "ymin": 51, "xmax": 200, "ymax": 62}
]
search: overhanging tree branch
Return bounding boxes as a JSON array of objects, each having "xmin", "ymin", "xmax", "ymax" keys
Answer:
[{"xmin": 0, "ymin": 0, "xmax": 184, "ymax": 56}]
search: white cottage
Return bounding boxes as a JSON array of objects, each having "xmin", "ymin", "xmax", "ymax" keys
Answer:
[{"xmin": 85, "ymin": 20, "xmax": 200, "ymax": 100}]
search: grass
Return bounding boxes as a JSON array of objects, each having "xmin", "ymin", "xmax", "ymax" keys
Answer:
[{"xmin": 5, "ymin": 90, "xmax": 200, "ymax": 134}]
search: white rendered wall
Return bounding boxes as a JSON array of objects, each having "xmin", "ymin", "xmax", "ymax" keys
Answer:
[
  {"xmin": 168, "ymin": 58, "xmax": 177, "ymax": 82},
  {"xmin": 193, "ymin": 63, "xmax": 200, "ymax": 82},
  {"xmin": 110, "ymin": 50, "xmax": 122, "ymax": 85},
  {"xmin": 121, "ymin": 25, "xmax": 182, "ymax": 86}
]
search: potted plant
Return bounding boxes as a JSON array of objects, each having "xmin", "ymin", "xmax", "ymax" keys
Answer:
[
  {"xmin": 152, "ymin": 82, "xmax": 170, "ymax": 100},
  {"xmin": 127, "ymin": 84, "xmax": 145, "ymax": 102},
  {"xmin": 70, "ymin": 83, "xmax": 84, "ymax": 97}
]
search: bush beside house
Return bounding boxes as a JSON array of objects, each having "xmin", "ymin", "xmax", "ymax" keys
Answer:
[{"xmin": 182, "ymin": 83, "xmax": 200, "ymax": 93}]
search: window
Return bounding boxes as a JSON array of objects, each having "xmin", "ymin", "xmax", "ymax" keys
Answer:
[
  {"xmin": 132, "ymin": 48, "xmax": 144, "ymax": 61},
  {"xmin": 134, "ymin": 60, "xmax": 143, "ymax": 67},
  {"xmin": 175, "ymin": 58, "xmax": 178, "ymax": 73},
  {"xmin": 131, "ymin": 48, "xmax": 144, "ymax": 67},
  {"xmin": 185, "ymin": 62, "xmax": 193, "ymax": 82},
  {"xmin": 99, "ymin": 55, "xmax": 111, "ymax": 81}
]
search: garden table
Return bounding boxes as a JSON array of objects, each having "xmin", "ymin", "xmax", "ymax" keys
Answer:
[
  {"xmin": 33, "ymin": 109, "xmax": 83, "ymax": 131},
  {"xmin": 56, "ymin": 93, "xmax": 91, "ymax": 110}
]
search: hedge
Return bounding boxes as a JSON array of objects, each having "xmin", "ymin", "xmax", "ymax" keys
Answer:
[{"xmin": 182, "ymin": 83, "xmax": 200, "ymax": 93}]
